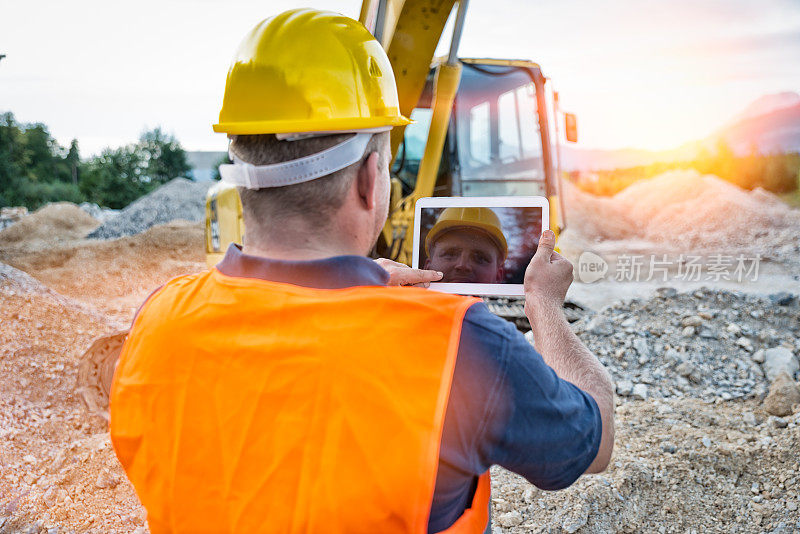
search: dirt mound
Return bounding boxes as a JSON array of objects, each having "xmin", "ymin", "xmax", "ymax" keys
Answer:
[
  {"xmin": 563, "ymin": 170, "xmax": 800, "ymax": 249},
  {"xmin": 0, "ymin": 202, "xmax": 99, "ymax": 249},
  {"xmin": 87, "ymin": 178, "xmax": 209, "ymax": 240},
  {"xmin": 0, "ymin": 267, "xmax": 143, "ymax": 533},
  {"xmin": 0, "ymin": 220, "xmax": 207, "ymax": 324}
]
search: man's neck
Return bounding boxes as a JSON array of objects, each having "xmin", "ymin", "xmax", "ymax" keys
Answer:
[{"xmin": 242, "ymin": 236, "xmax": 366, "ymax": 261}]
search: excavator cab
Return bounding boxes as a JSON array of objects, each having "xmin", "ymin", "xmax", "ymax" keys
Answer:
[{"xmin": 395, "ymin": 60, "xmax": 560, "ymax": 198}]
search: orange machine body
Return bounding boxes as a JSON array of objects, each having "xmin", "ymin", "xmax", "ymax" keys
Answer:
[{"xmin": 110, "ymin": 268, "xmax": 489, "ymax": 533}]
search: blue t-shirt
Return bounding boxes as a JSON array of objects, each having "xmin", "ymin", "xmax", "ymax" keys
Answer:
[{"xmin": 213, "ymin": 244, "xmax": 602, "ymax": 532}]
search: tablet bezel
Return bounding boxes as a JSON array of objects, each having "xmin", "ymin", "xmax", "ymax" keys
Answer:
[{"xmin": 412, "ymin": 196, "xmax": 550, "ymax": 296}]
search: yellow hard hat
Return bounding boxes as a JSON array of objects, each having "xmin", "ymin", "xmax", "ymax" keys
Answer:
[
  {"xmin": 213, "ymin": 9, "xmax": 411, "ymax": 135},
  {"xmin": 425, "ymin": 207, "xmax": 508, "ymax": 259}
]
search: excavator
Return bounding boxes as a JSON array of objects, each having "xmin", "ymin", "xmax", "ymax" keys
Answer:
[{"xmin": 78, "ymin": 0, "xmax": 579, "ymax": 419}]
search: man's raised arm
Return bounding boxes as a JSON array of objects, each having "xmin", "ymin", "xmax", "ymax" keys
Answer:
[{"xmin": 523, "ymin": 230, "xmax": 615, "ymax": 473}]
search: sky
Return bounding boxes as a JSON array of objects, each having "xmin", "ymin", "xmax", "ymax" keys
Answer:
[{"xmin": 1, "ymin": 0, "xmax": 799, "ymax": 156}]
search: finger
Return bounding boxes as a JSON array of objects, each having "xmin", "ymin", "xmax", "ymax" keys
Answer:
[
  {"xmin": 399, "ymin": 269, "xmax": 443, "ymax": 285},
  {"xmin": 533, "ymin": 230, "xmax": 556, "ymax": 263}
]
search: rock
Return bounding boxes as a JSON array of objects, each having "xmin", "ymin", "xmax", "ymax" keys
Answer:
[
  {"xmin": 681, "ymin": 315, "xmax": 703, "ymax": 327},
  {"xmin": 561, "ymin": 501, "xmax": 589, "ymax": 533},
  {"xmin": 698, "ymin": 326, "xmax": 718, "ymax": 339},
  {"xmin": 586, "ymin": 315, "xmax": 613, "ymax": 336},
  {"xmin": 700, "ymin": 437, "xmax": 712, "ymax": 448},
  {"xmin": 681, "ymin": 326, "xmax": 695, "ymax": 337},
  {"xmin": 736, "ymin": 337, "xmax": 754, "ymax": 352},
  {"xmin": 621, "ymin": 317, "xmax": 637, "ymax": 328},
  {"xmin": 23, "ymin": 454, "xmax": 36, "ymax": 464},
  {"xmin": 655, "ymin": 287, "xmax": 677, "ymax": 298},
  {"xmin": 498, "ymin": 510, "xmax": 523, "ymax": 528},
  {"xmin": 633, "ymin": 338, "xmax": 651, "ymax": 363},
  {"xmin": 768, "ymin": 292, "xmax": 796, "ymax": 306},
  {"xmin": 661, "ymin": 442, "xmax": 677, "ymax": 453},
  {"xmin": 763, "ymin": 347, "xmax": 799, "ymax": 382},
  {"xmin": 752, "ymin": 349, "xmax": 766, "ymax": 364},
  {"xmin": 726, "ymin": 323, "xmax": 742, "ymax": 335},
  {"xmin": 664, "ymin": 348, "xmax": 681, "ymax": 364},
  {"xmin": 675, "ymin": 361, "xmax": 701, "ymax": 384},
  {"xmin": 742, "ymin": 411, "xmax": 759, "ymax": 426},
  {"xmin": 763, "ymin": 373, "xmax": 800, "ymax": 416},
  {"xmin": 42, "ymin": 486, "xmax": 57, "ymax": 508},
  {"xmin": 632, "ymin": 383, "xmax": 648, "ymax": 400},
  {"xmin": 95, "ymin": 469, "xmax": 119, "ymax": 489},
  {"xmin": 676, "ymin": 361, "xmax": 693, "ymax": 377},
  {"xmin": 522, "ymin": 487, "xmax": 536, "ymax": 503},
  {"xmin": 616, "ymin": 379, "xmax": 634, "ymax": 396},
  {"xmin": 770, "ymin": 416, "xmax": 789, "ymax": 429}
]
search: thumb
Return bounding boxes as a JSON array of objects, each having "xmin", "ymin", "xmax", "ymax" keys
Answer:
[{"xmin": 533, "ymin": 229, "xmax": 556, "ymax": 263}]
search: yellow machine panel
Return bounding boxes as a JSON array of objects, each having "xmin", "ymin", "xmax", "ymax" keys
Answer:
[{"xmin": 205, "ymin": 181, "xmax": 244, "ymax": 268}]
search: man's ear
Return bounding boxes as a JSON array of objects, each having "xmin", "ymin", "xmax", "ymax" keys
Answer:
[
  {"xmin": 495, "ymin": 265, "xmax": 505, "ymax": 283},
  {"xmin": 356, "ymin": 151, "xmax": 379, "ymax": 210}
]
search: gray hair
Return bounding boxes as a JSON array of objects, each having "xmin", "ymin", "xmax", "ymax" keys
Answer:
[{"xmin": 229, "ymin": 132, "xmax": 388, "ymax": 231}]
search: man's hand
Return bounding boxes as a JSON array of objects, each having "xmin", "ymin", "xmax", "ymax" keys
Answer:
[
  {"xmin": 524, "ymin": 229, "xmax": 573, "ymax": 307},
  {"xmin": 374, "ymin": 258, "xmax": 443, "ymax": 287}
]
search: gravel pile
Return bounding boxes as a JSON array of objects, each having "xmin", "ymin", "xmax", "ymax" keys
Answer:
[
  {"xmin": 490, "ymin": 398, "xmax": 800, "ymax": 533},
  {"xmin": 566, "ymin": 287, "xmax": 800, "ymax": 401},
  {"xmin": 87, "ymin": 178, "xmax": 210, "ymax": 240}
]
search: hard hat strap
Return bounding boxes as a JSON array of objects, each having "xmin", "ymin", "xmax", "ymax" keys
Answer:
[{"xmin": 219, "ymin": 131, "xmax": 377, "ymax": 189}]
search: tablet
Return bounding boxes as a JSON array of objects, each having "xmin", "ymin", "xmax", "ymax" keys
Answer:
[{"xmin": 412, "ymin": 196, "xmax": 549, "ymax": 296}]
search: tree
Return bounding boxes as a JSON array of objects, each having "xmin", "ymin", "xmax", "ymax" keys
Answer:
[
  {"xmin": 80, "ymin": 145, "xmax": 148, "ymax": 209},
  {"xmin": 66, "ymin": 139, "xmax": 80, "ymax": 186},
  {"xmin": 0, "ymin": 116, "xmax": 195, "ymax": 210},
  {"xmin": 138, "ymin": 127, "xmax": 190, "ymax": 185},
  {"xmin": 211, "ymin": 153, "xmax": 231, "ymax": 181}
]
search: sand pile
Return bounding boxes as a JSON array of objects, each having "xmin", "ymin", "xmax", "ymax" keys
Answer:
[
  {"xmin": 88, "ymin": 178, "xmax": 210, "ymax": 240},
  {"xmin": 563, "ymin": 170, "xmax": 800, "ymax": 249},
  {"xmin": 0, "ymin": 221, "xmax": 206, "ymax": 324},
  {"xmin": 0, "ymin": 202, "xmax": 99, "ymax": 249},
  {"xmin": 0, "ymin": 265, "xmax": 142, "ymax": 533}
]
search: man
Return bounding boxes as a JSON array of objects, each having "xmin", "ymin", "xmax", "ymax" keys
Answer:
[
  {"xmin": 424, "ymin": 207, "xmax": 507, "ymax": 283},
  {"xmin": 110, "ymin": 9, "xmax": 614, "ymax": 534}
]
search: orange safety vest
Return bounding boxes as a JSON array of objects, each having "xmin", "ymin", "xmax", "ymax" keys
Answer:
[{"xmin": 110, "ymin": 268, "xmax": 491, "ymax": 534}]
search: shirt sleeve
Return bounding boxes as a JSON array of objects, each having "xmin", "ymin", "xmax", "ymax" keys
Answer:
[{"xmin": 463, "ymin": 303, "xmax": 602, "ymax": 491}]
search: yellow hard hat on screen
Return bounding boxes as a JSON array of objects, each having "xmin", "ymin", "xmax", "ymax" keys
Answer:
[
  {"xmin": 425, "ymin": 207, "xmax": 508, "ymax": 258},
  {"xmin": 213, "ymin": 9, "xmax": 411, "ymax": 135}
]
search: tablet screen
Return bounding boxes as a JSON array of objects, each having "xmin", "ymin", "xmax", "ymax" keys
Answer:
[{"xmin": 418, "ymin": 206, "xmax": 543, "ymax": 284}]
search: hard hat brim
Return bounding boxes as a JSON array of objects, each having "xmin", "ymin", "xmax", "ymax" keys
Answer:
[{"xmin": 213, "ymin": 115, "xmax": 411, "ymax": 135}]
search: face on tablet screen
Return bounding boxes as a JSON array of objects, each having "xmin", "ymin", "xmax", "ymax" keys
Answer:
[{"xmin": 419, "ymin": 206, "xmax": 543, "ymax": 284}]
